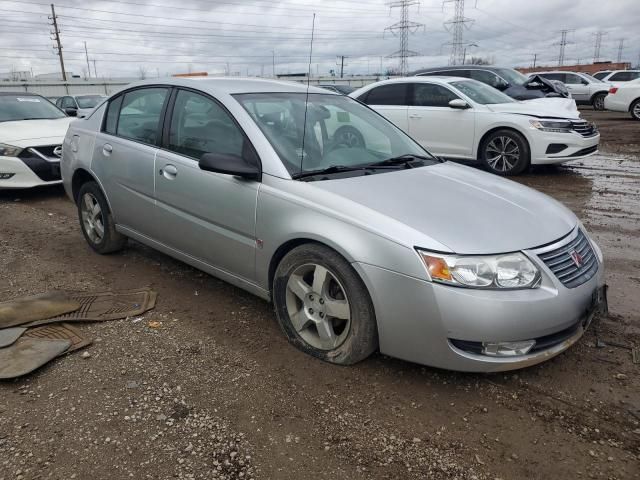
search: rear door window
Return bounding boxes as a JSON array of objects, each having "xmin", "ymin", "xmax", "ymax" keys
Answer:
[
  {"xmin": 115, "ymin": 88, "xmax": 169, "ymax": 145},
  {"xmin": 104, "ymin": 95, "xmax": 123, "ymax": 135},
  {"xmin": 411, "ymin": 83, "xmax": 460, "ymax": 107},
  {"xmin": 609, "ymin": 71, "xmax": 640, "ymax": 81},
  {"xmin": 360, "ymin": 83, "xmax": 408, "ymax": 105},
  {"xmin": 563, "ymin": 74, "xmax": 584, "ymax": 85}
]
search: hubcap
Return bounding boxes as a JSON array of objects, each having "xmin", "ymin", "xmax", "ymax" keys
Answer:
[
  {"xmin": 594, "ymin": 96, "xmax": 604, "ymax": 110},
  {"xmin": 80, "ymin": 192, "xmax": 104, "ymax": 244},
  {"xmin": 633, "ymin": 103, "xmax": 640, "ymax": 119},
  {"xmin": 285, "ymin": 263, "xmax": 351, "ymax": 351},
  {"xmin": 486, "ymin": 136, "xmax": 520, "ymax": 172}
]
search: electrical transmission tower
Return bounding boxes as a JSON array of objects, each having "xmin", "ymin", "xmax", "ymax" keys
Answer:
[
  {"xmin": 616, "ymin": 38, "xmax": 625, "ymax": 63},
  {"xmin": 592, "ymin": 30, "xmax": 608, "ymax": 63},
  {"xmin": 384, "ymin": 0, "xmax": 424, "ymax": 76},
  {"xmin": 443, "ymin": 0, "xmax": 475, "ymax": 66},
  {"xmin": 554, "ymin": 29, "xmax": 573, "ymax": 66}
]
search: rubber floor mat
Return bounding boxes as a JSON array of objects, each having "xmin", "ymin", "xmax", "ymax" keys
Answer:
[
  {"xmin": 0, "ymin": 292, "xmax": 80, "ymax": 329},
  {"xmin": 0, "ymin": 337, "xmax": 71, "ymax": 379},
  {"xmin": 23, "ymin": 323, "xmax": 92, "ymax": 354},
  {"xmin": 0, "ymin": 327, "xmax": 26, "ymax": 348},
  {"xmin": 24, "ymin": 288, "xmax": 157, "ymax": 327}
]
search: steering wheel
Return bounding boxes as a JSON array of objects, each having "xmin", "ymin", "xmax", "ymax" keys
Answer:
[{"xmin": 327, "ymin": 126, "xmax": 365, "ymax": 153}]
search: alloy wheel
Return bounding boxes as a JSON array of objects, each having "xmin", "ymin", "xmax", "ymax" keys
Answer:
[
  {"xmin": 80, "ymin": 192, "xmax": 104, "ymax": 244},
  {"xmin": 485, "ymin": 136, "xmax": 521, "ymax": 172},
  {"xmin": 633, "ymin": 102, "xmax": 640, "ymax": 120},
  {"xmin": 594, "ymin": 95, "xmax": 605, "ymax": 110},
  {"xmin": 285, "ymin": 263, "xmax": 351, "ymax": 351}
]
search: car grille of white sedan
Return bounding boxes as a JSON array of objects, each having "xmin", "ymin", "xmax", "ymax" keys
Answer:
[
  {"xmin": 537, "ymin": 229, "xmax": 598, "ymax": 288},
  {"xmin": 17, "ymin": 145, "xmax": 62, "ymax": 182},
  {"xmin": 570, "ymin": 120, "xmax": 598, "ymax": 137}
]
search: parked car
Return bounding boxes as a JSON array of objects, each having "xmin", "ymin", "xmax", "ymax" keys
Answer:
[
  {"xmin": 317, "ymin": 84, "xmax": 357, "ymax": 95},
  {"xmin": 593, "ymin": 70, "xmax": 640, "ymax": 84},
  {"xmin": 412, "ymin": 66, "xmax": 571, "ymax": 101},
  {"xmin": 531, "ymin": 71, "xmax": 610, "ymax": 110},
  {"xmin": 0, "ymin": 92, "xmax": 73, "ymax": 189},
  {"xmin": 350, "ymin": 77, "xmax": 599, "ymax": 175},
  {"xmin": 61, "ymin": 78, "xmax": 607, "ymax": 372},
  {"xmin": 55, "ymin": 94, "xmax": 106, "ymax": 118},
  {"xmin": 604, "ymin": 79, "xmax": 640, "ymax": 120}
]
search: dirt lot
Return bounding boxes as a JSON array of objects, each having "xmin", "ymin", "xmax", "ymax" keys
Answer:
[{"xmin": 1, "ymin": 110, "xmax": 639, "ymax": 480}]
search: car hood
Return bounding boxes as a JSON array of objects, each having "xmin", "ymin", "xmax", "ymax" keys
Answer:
[
  {"xmin": 311, "ymin": 162, "xmax": 577, "ymax": 254},
  {"xmin": 485, "ymin": 98, "xmax": 579, "ymax": 118},
  {"xmin": 0, "ymin": 117, "xmax": 74, "ymax": 146}
]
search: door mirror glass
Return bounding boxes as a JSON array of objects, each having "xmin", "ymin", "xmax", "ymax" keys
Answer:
[
  {"xmin": 448, "ymin": 99, "xmax": 470, "ymax": 109},
  {"xmin": 495, "ymin": 79, "xmax": 509, "ymax": 90},
  {"xmin": 65, "ymin": 107, "xmax": 78, "ymax": 116},
  {"xmin": 199, "ymin": 152, "xmax": 260, "ymax": 180}
]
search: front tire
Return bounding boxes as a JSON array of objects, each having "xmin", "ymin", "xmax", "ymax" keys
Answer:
[
  {"xmin": 592, "ymin": 92, "xmax": 606, "ymax": 111},
  {"xmin": 480, "ymin": 129, "xmax": 530, "ymax": 176},
  {"xmin": 77, "ymin": 182, "xmax": 127, "ymax": 254},
  {"xmin": 630, "ymin": 99, "xmax": 640, "ymax": 121},
  {"xmin": 273, "ymin": 244, "xmax": 378, "ymax": 365}
]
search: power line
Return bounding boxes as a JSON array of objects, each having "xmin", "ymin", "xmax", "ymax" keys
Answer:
[
  {"xmin": 443, "ymin": 0, "xmax": 475, "ymax": 66},
  {"xmin": 385, "ymin": 0, "xmax": 424, "ymax": 76}
]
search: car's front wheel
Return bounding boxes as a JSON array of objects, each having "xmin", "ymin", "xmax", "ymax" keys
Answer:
[
  {"xmin": 273, "ymin": 244, "xmax": 377, "ymax": 365},
  {"xmin": 592, "ymin": 92, "xmax": 606, "ymax": 111},
  {"xmin": 480, "ymin": 129, "xmax": 530, "ymax": 176},
  {"xmin": 630, "ymin": 99, "xmax": 640, "ymax": 121},
  {"xmin": 77, "ymin": 181, "xmax": 127, "ymax": 254}
]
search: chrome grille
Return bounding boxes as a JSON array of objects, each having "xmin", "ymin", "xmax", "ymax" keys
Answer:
[
  {"xmin": 536, "ymin": 229, "xmax": 598, "ymax": 289},
  {"xmin": 570, "ymin": 120, "xmax": 598, "ymax": 138}
]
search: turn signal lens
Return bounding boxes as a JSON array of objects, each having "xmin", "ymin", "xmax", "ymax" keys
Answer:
[{"xmin": 420, "ymin": 254, "xmax": 452, "ymax": 281}]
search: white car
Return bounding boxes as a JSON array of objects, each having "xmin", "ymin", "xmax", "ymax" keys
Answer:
[
  {"xmin": 55, "ymin": 94, "xmax": 106, "ymax": 118},
  {"xmin": 604, "ymin": 79, "xmax": 640, "ymax": 120},
  {"xmin": 593, "ymin": 70, "xmax": 640, "ymax": 84},
  {"xmin": 531, "ymin": 71, "xmax": 610, "ymax": 110},
  {"xmin": 351, "ymin": 77, "xmax": 599, "ymax": 175},
  {"xmin": 0, "ymin": 92, "xmax": 74, "ymax": 189}
]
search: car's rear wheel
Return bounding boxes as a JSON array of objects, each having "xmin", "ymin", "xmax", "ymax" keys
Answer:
[
  {"xmin": 480, "ymin": 129, "xmax": 530, "ymax": 176},
  {"xmin": 77, "ymin": 182, "xmax": 127, "ymax": 254},
  {"xmin": 630, "ymin": 99, "xmax": 640, "ymax": 121},
  {"xmin": 273, "ymin": 244, "xmax": 377, "ymax": 365},
  {"xmin": 592, "ymin": 92, "xmax": 606, "ymax": 111}
]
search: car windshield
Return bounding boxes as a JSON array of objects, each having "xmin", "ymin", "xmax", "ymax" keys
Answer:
[
  {"xmin": 76, "ymin": 95, "xmax": 104, "ymax": 109},
  {"xmin": 0, "ymin": 94, "xmax": 66, "ymax": 122},
  {"xmin": 450, "ymin": 80, "xmax": 515, "ymax": 104},
  {"xmin": 234, "ymin": 92, "xmax": 435, "ymax": 177},
  {"xmin": 583, "ymin": 73, "xmax": 604, "ymax": 83},
  {"xmin": 494, "ymin": 68, "xmax": 529, "ymax": 86}
]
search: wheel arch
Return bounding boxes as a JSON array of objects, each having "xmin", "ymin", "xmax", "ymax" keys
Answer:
[
  {"xmin": 590, "ymin": 90, "xmax": 607, "ymax": 104},
  {"xmin": 71, "ymin": 168, "xmax": 115, "ymax": 215},
  {"xmin": 476, "ymin": 125, "xmax": 531, "ymax": 160},
  {"xmin": 628, "ymin": 97, "xmax": 640, "ymax": 112}
]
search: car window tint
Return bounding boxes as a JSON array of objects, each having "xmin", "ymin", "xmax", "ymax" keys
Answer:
[
  {"xmin": 469, "ymin": 70, "xmax": 502, "ymax": 88},
  {"xmin": 563, "ymin": 74, "xmax": 583, "ymax": 85},
  {"xmin": 610, "ymin": 71, "xmax": 640, "ymax": 81},
  {"xmin": 116, "ymin": 88, "xmax": 168, "ymax": 145},
  {"xmin": 361, "ymin": 83, "xmax": 407, "ymax": 106},
  {"xmin": 168, "ymin": 89, "xmax": 244, "ymax": 160},
  {"xmin": 412, "ymin": 83, "xmax": 459, "ymax": 107},
  {"xmin": 539, "ymin": 73, "xmax": 565, "ymax": 82},
  {"xmin": 593, "ymin": 72, "xmax": 609, "ymax": 80},
  {"xmin": 104, "ymin": 95, "xmax": 123, "ymax": 135}
]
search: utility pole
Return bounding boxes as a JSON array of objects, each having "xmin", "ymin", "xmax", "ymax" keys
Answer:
[
  {"xmin": 443, "ymin": 0, "xmax": 475, "ymax": 66},
  {"xmin": 385, "ymin": 0, "xmax": 424, "ymax": 75},
  {"xmin": 592, "ymin": 30, "xmax": 608, "ymax": 63},
  {"xmin": 555, "ymin": 29, "xmax": 573, "ymax": 67},
  {"xmin": 616, "ymin": 38, "xmax": 625, "ymax": 63},
  {"xmin": 272, "ymin": 50, "xmax": 275, "ymax": 77},
  {"xmin": 84, "ymin": 41, "xmax": 91, "ymax": 79},
  {"xmin": 49, "ymin": 4, "xmax": 67, "ymax": 81},
  {"xmin": 531, "ymin": 53, "xmax": 538, "ymax": 68},
  {"xmin": 337, "ymin": 55, "xmax": 347, "ymax": 78},
  {"xmin": 92, "ymin": 59, "xmax": 97, "ymax": 78}
]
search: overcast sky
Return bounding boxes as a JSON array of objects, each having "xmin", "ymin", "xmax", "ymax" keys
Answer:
[{"xmin": 1, "ymin": 0, "xmax": 639, "ymax": 79}]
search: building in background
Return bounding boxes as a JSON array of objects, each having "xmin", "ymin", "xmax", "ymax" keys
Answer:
[{"xmin": 518, "ymin": 61, "xmax": 632, "ymax": 75}]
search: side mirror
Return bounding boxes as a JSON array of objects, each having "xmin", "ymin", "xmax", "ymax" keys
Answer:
[
  {"xmin": 495, "ymin": 81, "xmax": 509, "ymax": 91},
  {"xmin": 64, "ymin": 107, "xmax": 78, "ymax": 116},
  {"xmin": 448, "ymin": 99, "xmax": 470, "ymax": 109},
  {"xmin": 199, "ymin": 152, "xmax": 260, "ymax": 180},
  {"xmin": 581, "ymin": 79, "xmax": 589, "ymax": 85}
]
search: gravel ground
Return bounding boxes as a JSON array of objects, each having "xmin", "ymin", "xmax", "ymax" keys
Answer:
[{"xmin": 0, "ymin": 110, "xmax": 639, "ymax": 480}]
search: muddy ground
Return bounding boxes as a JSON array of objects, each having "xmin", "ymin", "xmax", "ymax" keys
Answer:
[{"xmin": 0, "ymin": 110, "xmax": 638, "ymax": 480}]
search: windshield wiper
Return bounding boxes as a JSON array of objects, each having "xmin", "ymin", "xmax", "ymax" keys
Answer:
[
  {"xmin": 367, "ymin": 153, "xmax": 436, "ymax": 168},
  {"xmin": 293, "ymin": 164, "xmax": 372, "ymax": 180}
]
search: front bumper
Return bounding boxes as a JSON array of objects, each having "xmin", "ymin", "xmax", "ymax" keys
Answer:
[
  {"xmin": 353, "ymin": 236, "xmax": 606, "ymax": 372},
  {"xmin": 529, "ymin": 130, "xmax": 600, "ymax": 164},
  {"xmin": 0, "ymin": 155, "xmax": 62, "ymax": 189}
]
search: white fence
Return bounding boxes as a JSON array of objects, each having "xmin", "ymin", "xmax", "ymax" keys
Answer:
[{"xmin": 0, "ymin": 80, "xmax": 130, "ymax": 97}]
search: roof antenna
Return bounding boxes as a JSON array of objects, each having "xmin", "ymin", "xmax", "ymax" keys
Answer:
[{"xmin": 299, "ymin": 13, "xmax": 316, "ymax": 175}]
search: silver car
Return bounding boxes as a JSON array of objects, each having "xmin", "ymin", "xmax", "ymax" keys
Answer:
[{"xmin": 61, "ymin": 78, "xmax": 607, "ymax": 372}]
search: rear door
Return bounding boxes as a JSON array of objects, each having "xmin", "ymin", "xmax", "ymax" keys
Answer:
[
  {"xmin": 562, "ymin": 73, "xmax": 590, "ymax": 102},
  {"xmin": 357, "ymin": 83, "xmax": 409, "ymax": 131},
  {"xmin": 407, "ymin": 82, "xmax": 475, "ymax": 159},
  {"xmin": 153, "ymin": 88, "xmax": 260, "ymax": 281},
  {"xmin": 92, "ymin": 86, "xmax": 170, "ymax": 237}
]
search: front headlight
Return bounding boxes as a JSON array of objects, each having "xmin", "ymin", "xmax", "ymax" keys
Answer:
[
  {"xmin": 529, "ymin": 119, "xmax": 572, "ymax": 133},
  {"xmin": 0, "ymin": 143, "xmax": 22, "ymax": 157},
  {"xmin": 417, "ymin": 250, "xmax": 540, "ymax": 289}
]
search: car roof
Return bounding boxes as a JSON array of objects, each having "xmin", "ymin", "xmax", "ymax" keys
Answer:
[
  {"xmin": 371, "ymin": 76, "xmax": 470, "ymax": 85},
  {"xmin": 0, "ymin": 91, "xmax": 42, "ymax": 97},
  {"xmin": 412, "ymin": 65, "xmax": 509, "ymax": 74},
  {"xmin": 116, "ymin": 77, "xmax": 335, "ymax": 96}
]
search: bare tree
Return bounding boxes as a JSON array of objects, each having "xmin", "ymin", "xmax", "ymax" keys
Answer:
[
  {"xmin": 138, "ymin": 66, "xmax": 148, "ymax": 80},
  {"xmin": 468, "ymin": 56, "xmax": 493, "ymax": 65}
]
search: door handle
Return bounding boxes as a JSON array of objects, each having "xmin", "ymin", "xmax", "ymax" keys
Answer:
[
  {"xmin": 409, "ymin": 114, "xmax": 422, "ymax": 119},
  {"xmin": 159, "ymin": 164, "xmax": 178, "ymax": 179},
  {"xmin": 102, "ymin": 143, "xmax": 112, "ymax": 156}
]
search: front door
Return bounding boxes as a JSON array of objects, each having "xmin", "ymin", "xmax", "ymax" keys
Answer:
[
  {"xmin": 563, "ymin": 73, "xmax": 590, "ymax": 102},
  {"xmin": 359, "ymin": 82, "xmax": 409, "ymax": 131},
  {"xmin": 154, "ymin": 88, "xmax": 259, "ymax": 282}
]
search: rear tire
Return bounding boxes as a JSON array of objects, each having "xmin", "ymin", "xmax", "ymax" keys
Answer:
[
  {"xmin": 480, "ymin": 129, "xmax": 530, "ymax": 176},
  {"xmin": 273, "ymin": 244, "xmax": 378, "ymax": 365},
  {"xmin": 630, "ymin": 99, "xmax": 640, "ymax": 121},
  {"xmin": 592, "ymin": 92, "xmax": 606, "ymax": 111},
  {"xmin": 77, "ymin": 182, "xmax": 127, "ymax": 254}
]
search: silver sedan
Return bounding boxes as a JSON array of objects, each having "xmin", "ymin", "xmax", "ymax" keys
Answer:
[{"xmin": 61, "ymin": 78, "xmax": 607, "ymax": 372}]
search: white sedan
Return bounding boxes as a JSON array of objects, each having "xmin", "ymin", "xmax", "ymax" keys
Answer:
[
  {"xmin": 604, "ymin": 79, "xmax": 640, "ymax": 120},
  {"xmin": 351, "ymin": 77, "xmax": 599, "ymax": 175}
]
